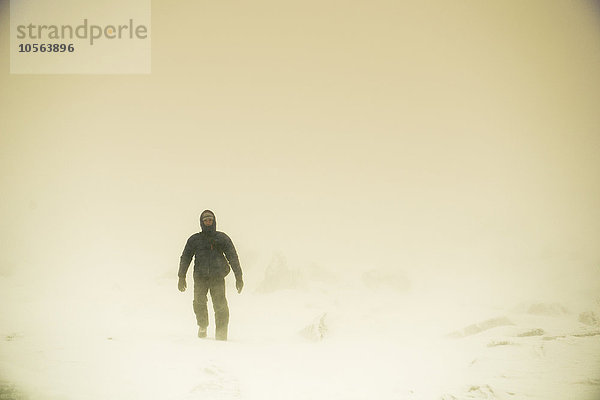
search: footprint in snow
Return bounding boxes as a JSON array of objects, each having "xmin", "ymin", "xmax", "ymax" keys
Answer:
[{"xmin": 186, "ymin": 365, "xmax": 241, "ymax": 399}]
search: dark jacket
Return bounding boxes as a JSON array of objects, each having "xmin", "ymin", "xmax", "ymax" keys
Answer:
[{"xmin": 178, "ymin": 210, "xmax": 243, "ymax": 281}]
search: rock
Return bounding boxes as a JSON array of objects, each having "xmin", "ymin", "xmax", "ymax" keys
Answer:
[
  {"xmin": 526, "ymin": 303, "xmax": 569, "ymax": 316},
  {"xmin": 300, "ymin": 313, "xmax": 328, "ymax": 341},
  {"xmin": 447, "ymin": 317, "xmax": 514, "ymax": 338},
  {"xmin": 578, "ymin": 311, "xmax": 599, "ymax": 327},
  {"xmin": 361, "ymin": 269, "xmax": 410, "ymax": 292},
  {"xmin": 0, "ymin": 382, "xmax": 26, "ymax": 400},
  {"xmin": 487, "ymin": 340, "xmax": 514, "ymax": 347},
  {"xmin": 517, "ymin": 328, "xmax": 545, "ymax": 337},
  {"xmin": 257, "ymin": 253, "xmax": 303, "ymax": 293}
]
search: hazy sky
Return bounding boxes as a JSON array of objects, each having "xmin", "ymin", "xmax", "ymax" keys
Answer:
[{"xmin": 1, "ymin": 1, "xmax": 599, "ymax": 301}]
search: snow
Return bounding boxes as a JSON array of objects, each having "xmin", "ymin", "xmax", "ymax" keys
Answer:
[
  {"xmin": 2, "ymin": 2, "xmax": 600, "ymax": 399},
  {"xmin": 1, "ymin": 263, "xmax": 599, "ymax": 400}
]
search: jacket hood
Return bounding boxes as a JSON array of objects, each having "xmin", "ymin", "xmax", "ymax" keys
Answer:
[{"xmin": 200, "ymin": 209, "xmax": 216, "ymax": 233}]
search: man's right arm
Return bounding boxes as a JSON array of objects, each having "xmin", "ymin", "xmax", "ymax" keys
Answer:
[
  {"xmin": 178, "ymin": 236, "xmax": 195, "ymax": 279},
  {"xmin": 177, "ymin": 236, "xmax": 195, "ymax": 292}
]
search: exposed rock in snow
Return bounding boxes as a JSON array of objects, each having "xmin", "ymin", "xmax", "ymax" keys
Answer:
[
  {"xmin": 442, "ymin": 384, "xmax": 515, "ymax": 400},
  {"xmin": 465, "ymin": 384, "xmax": 501, "ymax": 399},
  {"xmin": 0, "ymin": 381, "xmax": 26, "ymax": 400},
  {"xmin": 574, "ymin": 378, "xmax": 600, "ymax": 386},
  {"xmin": 299, "ymin": 313, "xmax": 328, "ymax": 342},
  {"xmin": 361, "ymin": 269, "xmax": 411, "ymax": 292},
  {"xmin": 516, "ymin": 328, "xmax": 545, "ymax": 337},
  {"xmin": 578, "ymin": 311, "xmax": 599, "ymax": 327},
  {"xmin": 447, "ymin": 317, "xmax": 515, "ymax": 338},
  {"xmin": 257, "ymin": 253, "xmax": 303, "ymax": 293},
  {"xmin": 572, "ymin": 331, "xmax": 600, "ymax": 338},
  {"xmin": 486, "ymin": 340, "xmax": 515, "ymax": 347},
  {"xmin": 516, "ymin": 303, "xmax": 569, "ymax": 316},
  {"xmin": 4, "ymin": 333, "xmax": 23, "ymax": 342}
]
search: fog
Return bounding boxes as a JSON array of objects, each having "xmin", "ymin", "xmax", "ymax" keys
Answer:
[
  {"xmin": 2, "ymin": 0, "xmax": 600, "ymax": 300},
  {"xmin": 1, "ymin": 1, "xmax": 600, "ymax": 398}
]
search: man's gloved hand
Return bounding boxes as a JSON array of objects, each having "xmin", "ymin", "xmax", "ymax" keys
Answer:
[
  {"xmin": 178, "ymin": 277, "xmax": 187, "ymax": 292},
  {"xmin": 236, "ymin": 279, "xmax": 244, "ymax": 294}
]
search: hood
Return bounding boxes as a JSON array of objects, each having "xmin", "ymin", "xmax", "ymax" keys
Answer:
[{"xmin": 200, "ymin": 209, "xmax": 216, "ymax": 233}]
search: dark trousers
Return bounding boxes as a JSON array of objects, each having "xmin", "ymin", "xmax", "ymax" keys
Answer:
[{"xmin": 193, "ymin": 276, "xmax": 229, "ymax": 340}]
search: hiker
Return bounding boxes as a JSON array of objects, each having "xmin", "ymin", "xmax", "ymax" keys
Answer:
[{"xmin": 178, "ymin": 210, "xmax": 243, "ymax": 340}]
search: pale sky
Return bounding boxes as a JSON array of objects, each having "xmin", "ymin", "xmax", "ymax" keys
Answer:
[{"xmin": 1, "ymin": 0, "xmax": 599, "ymax": 302}]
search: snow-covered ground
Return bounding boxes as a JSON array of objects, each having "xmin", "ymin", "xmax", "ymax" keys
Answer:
[{"xmin": 1, "ymin": 261, "xmax": 599, "ymax": 400}]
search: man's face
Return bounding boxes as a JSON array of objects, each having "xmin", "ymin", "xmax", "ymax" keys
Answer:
[{"xmin": 202, "ymin": 216, "xmax": 214, "ymax": 226}]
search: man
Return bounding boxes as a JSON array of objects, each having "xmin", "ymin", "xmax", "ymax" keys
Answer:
[{"xmin": 178, "ymin": 210, "xmax": 243, "ymax": 341}]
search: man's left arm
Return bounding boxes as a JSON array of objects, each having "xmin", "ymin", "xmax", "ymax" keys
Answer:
[{"xmin": 223, "ymin": 235, "xmax": 243, "ymax": 293}]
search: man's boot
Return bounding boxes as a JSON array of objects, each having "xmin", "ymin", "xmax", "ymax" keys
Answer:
[
  {"xmin": 198, "ymin": 326, "xmax": 207, "ymax": 338},
  {"xmin": 215, "ymin": 325, "xmax": 228, "ymax": 341}
]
